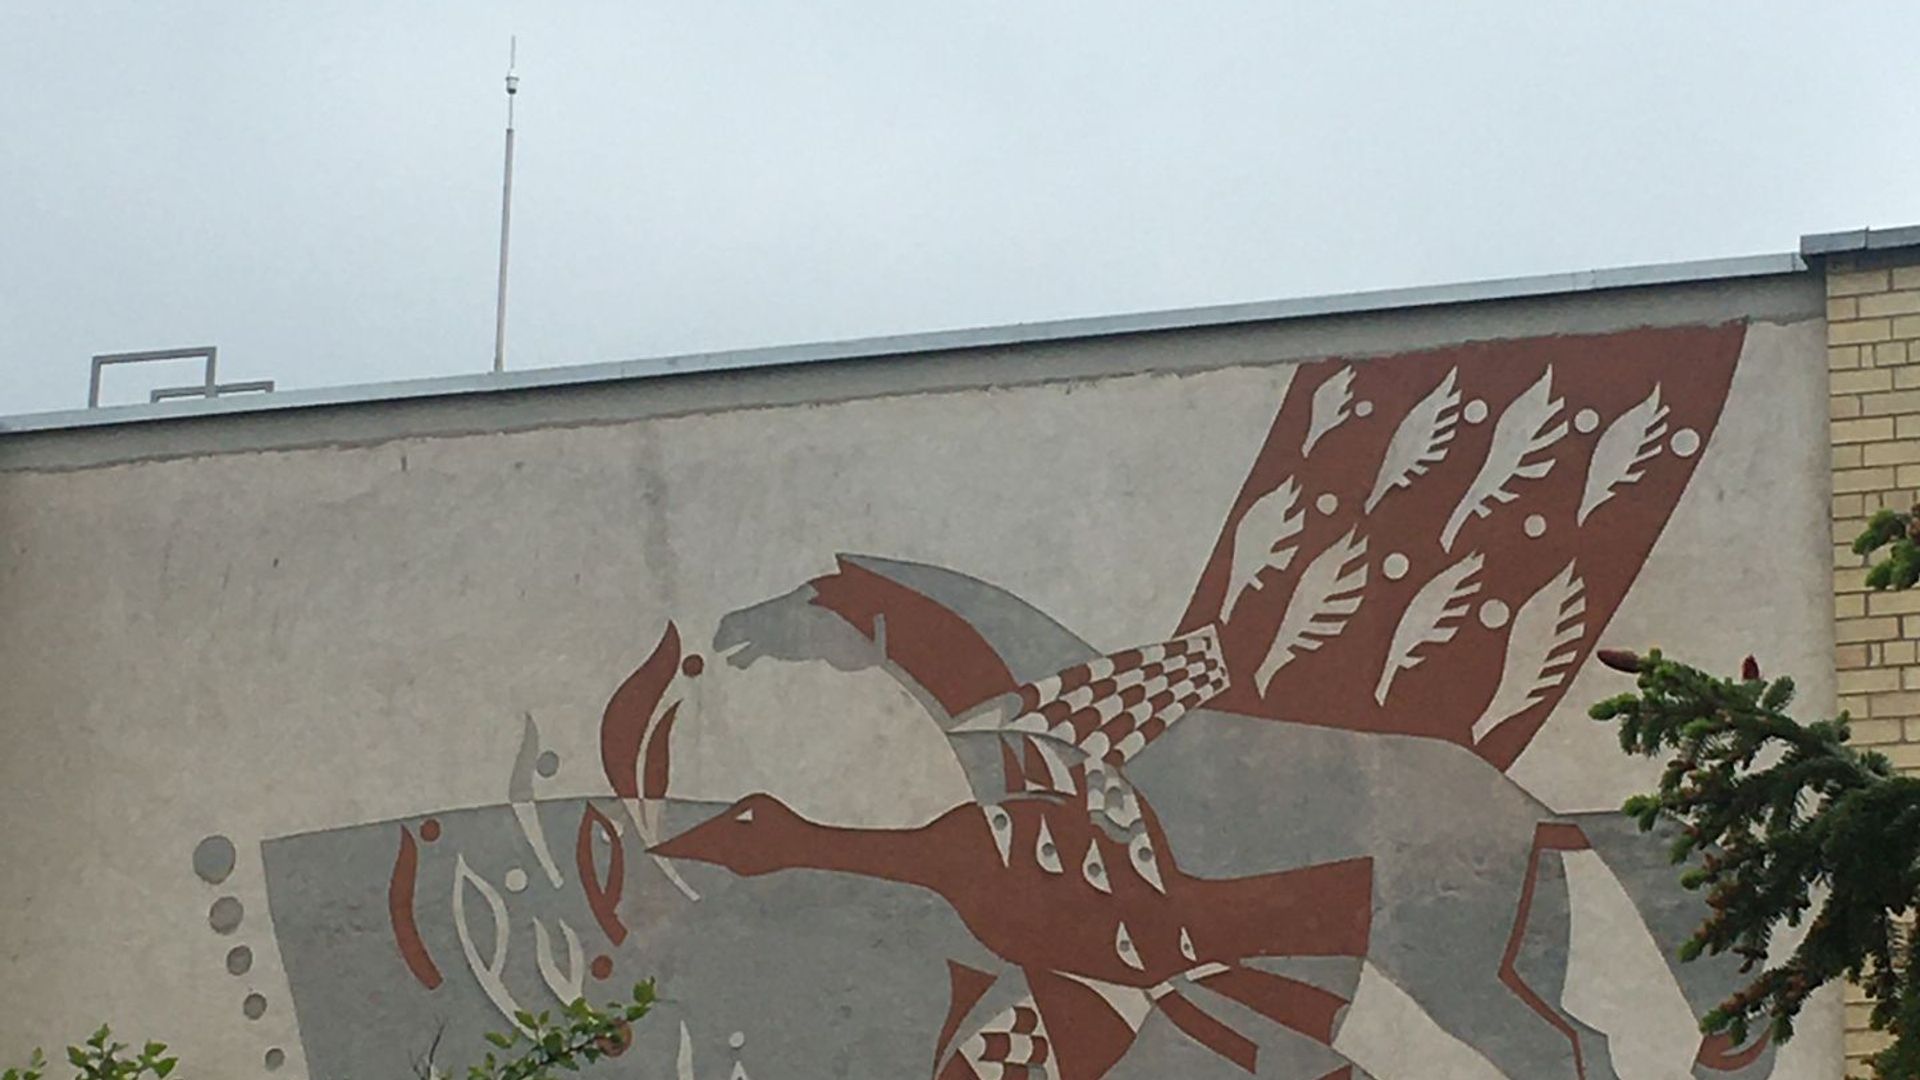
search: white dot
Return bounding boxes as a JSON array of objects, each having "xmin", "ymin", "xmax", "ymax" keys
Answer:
[
  {"xmin": 1524, "ymin": 515, "xmax": 1547, "ymax": 538},
  {"xmin": 1315, "ymin": 493, "xmax": 1339, "ymax": 515},
  {"xmin": 1479, "ymin": 600, "xmax": 1512, "ymax": 629},
  {"xmin": 504, "ymin": 868, "xmax": 528, "ymax": 893},
  {"xmin": 1671, "ymin": 428, "xmax": 1701, "ymax": 457},
  {"xmin": 1383, "ymin": 553, "xmax": 1410, "ymax": 580},
  {"xmin": 1574, "ymin": 408, "xmax": 1600, "ymax": 434},
  {"xmin": 1355, "ymin": 400, "xmax": 1374, "ymax": 417},
  {"xmin": 1463, "ymin": 399, "xmax": 1489, "ymax": 424},
  {"xmin": 728, "ymin": 1032, "xmax": 746, "ymax": 1050}
]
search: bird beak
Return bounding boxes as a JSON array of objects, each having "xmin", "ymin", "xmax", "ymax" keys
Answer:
[{"xmin": 646, "ymin": 828, "xmax": 697, "ymax": 861}]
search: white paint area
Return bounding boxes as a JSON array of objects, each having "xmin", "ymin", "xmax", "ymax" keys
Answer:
[
  {"xmin": 1509, "ymin": 320, "xmax": 1832, "ymax": 812},
  {"xmin": 1559, "ymin": 849, "xmax": 1698, "ymax": 1079},
  {"xmin": 1766, "ymin": 983, "xmax": 1844, "ymax": 1080},
  {"xmin": 1332, "ymin": 962, "xmax": 1509, "ymax": 1080}
]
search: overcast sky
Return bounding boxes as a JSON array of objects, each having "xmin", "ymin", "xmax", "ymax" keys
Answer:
[{"xmin": 4, "ymin": 3, "xmax": 1917, "ymax": 415}]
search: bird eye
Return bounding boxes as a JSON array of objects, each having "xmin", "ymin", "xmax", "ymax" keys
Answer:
[{"xmin": 734, "ymin": 808, "xmax": 755, "ymax": 824}]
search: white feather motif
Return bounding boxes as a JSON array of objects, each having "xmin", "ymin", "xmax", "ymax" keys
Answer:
[
  {"xmin": 1223, "ymin": 477, "xmax": 1305, "ymax": 621},
  {"xmin": 1577, "ymin": 385, "xmax": 1669, "ymax": 524},
  {"xmin": 1374, "ymin": 552, "xmax": 1483, "ymax": 704},
  {"xmin": 1365, "ymin": 368, "xmax": 1460, "ymax": 513},
  {"xmin": 1302, "ymin": 366, "xmax": 1356, "ymax": 456},
  {"xmin": 1255, "ymin": 529, "xmax": 1368, "ymax": 693},
  {"xmin": 1471, "ymin": 561, "xmax": 1586, "ymax": 743},
  {"xmin": 1442, "ymin": 368, "xmax": 1568, "ymax": 550}
]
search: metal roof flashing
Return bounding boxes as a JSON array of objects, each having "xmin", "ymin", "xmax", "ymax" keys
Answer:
[
  {"xmin": 0, "ymin": 249, "xmax": 1810, "ymax": 438},
  {"xmin": 1801, "ymin": 225, "xmax": 1920, "ymax": 259}
]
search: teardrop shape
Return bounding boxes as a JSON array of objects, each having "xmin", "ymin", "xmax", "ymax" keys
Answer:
[
  {"xmin": 981, "ymin": 804, "xmax": 1013, "ymax": 867},
  {"xmin": 1035, "ymin": 818, "xmax": 1062, "ymax": 874},
  {"xmin": 1129, "ymin": 832, "xmax": 1166, "ymax": 893},
  {"xmin": 1115, "ymin": 921, "xmax": 1145, "ymax": 971},
  {"xmin": 1082, "ymin": 840, "xmax": 1111, "ymax": 894}
]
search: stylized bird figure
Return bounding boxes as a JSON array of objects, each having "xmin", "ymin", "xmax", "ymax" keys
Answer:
[{"xmin": 649, "ymin": 557, "xmax": 1373, "ymax": 1080}]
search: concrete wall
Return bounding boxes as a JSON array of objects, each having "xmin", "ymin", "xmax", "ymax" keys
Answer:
[{"xmin": 0, "ymin": 272, "xmax": 1837, "ymax": 1080}]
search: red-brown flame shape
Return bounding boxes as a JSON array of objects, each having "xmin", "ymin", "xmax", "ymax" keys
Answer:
[{"xmin": 601, "ymin": 623, "xmax": 681, "ymax": 800}]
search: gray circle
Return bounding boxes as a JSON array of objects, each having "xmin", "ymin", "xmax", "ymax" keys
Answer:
[
  {"xmin": 243, "ymin": 993, "xmax": 268, "ymax": 1020},
  {"xmin": 225, "ymin": 946, "xmax": 253, "ymax": 976},
  {"xmin": 535, "ymin": 750, "xmax": 560, "ymax": 778},
  {"xmin": 192, "ymin": 836, "xmax": 237, "ymax": 885},
  {"xmin": 209, "ymin": 897, "xmax": 245, "ymax": 935},
  {"xmin": 264, "ymin": 1049, "xmax": 285, "ymax": 1071}
]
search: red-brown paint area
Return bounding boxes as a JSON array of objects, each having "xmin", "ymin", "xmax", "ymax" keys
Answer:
[
  {"xmin": 577, "ymin": 803, "xmax": 628, "ymax": 945},
  {"xmin": 1027, "ymin": 969, "xmax": 1138, "ymax": 1080},
  {"xmin": 1179, "ymin": 323, "xmax": 1747, "ymax": 768},
  {"xmin": 1696, "ymin": 1029, "xmax": 1771, "ymax": 1071},
  {"xmin": 808, "ymin": 557, "xmax": 1017, "ymax": 716},
  {"xmin": 601, "ymin": 623, "xmax": 681, "ymax": 799},
  {"xmin": 653, "ymin": 792, "xmax": 1368, "ymax": 993},
  {"xmin": 386, "ymin": 826, "xmax": 443, "ymax": 990}
]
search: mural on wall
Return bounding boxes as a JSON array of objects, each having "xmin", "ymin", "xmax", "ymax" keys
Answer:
[{"xmin": 197, "ymin": 323, "xmax": 1791, "ymax": 1080}]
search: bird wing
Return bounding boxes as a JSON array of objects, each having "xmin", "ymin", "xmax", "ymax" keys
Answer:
[
  {"xmin": 951, "ymin": 627, "xmax": 1230, "ymax": 884},
  {"xmin": 951, "ymin": 624, "xmax": 1230, "ymax": 772},
  {"xmin": 1173, "ymin": 325, "xmax": 1746, "ymax": 770}
]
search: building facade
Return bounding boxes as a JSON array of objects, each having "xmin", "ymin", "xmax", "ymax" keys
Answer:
[{"xmin": 3, "ymin": 228, "xmax": 1916, "ymax": 1079}]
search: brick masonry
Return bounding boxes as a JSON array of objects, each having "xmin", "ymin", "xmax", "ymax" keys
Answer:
[{"xmin": 1828, "ymin": 255, "xmax": 1920, "ymax": 1070}]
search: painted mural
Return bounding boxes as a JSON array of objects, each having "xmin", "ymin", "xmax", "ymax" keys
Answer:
[{"xmin": 187, "ymin": 323, "xmax": 1797, "ymax": 1079}]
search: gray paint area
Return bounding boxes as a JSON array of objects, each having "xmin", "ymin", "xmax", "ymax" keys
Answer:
[{"xmin": 264, "ymin": 798, "xmax": 991, "ymax": 1080}]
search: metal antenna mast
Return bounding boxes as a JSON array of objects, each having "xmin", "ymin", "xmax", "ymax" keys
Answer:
[{"xmin": 492, "ymin": 36, "xmax": 520, "ymax": 373}]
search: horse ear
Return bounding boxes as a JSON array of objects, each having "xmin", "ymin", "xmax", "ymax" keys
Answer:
[
  {"xmin": 807, "ymin": 558, "xmax": 1018, "ymax": 717},
  {"xmin": 1181, "ymin": 323, "xmax": 1746, "ymax": 769}
]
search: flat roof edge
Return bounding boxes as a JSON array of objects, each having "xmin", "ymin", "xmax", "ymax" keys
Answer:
[
  {"xmin": 0, "ymin": 249, "xmax": 1807, "ymax": 437},
  {"xmin": 1802, "ymin": 225, "xmax": 1920, "ymax": 257}
]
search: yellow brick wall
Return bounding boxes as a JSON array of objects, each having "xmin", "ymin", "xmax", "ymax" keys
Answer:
[{"xmin": 1829, "ymin": 258, "xmax": 1920, "ymax": 1071}]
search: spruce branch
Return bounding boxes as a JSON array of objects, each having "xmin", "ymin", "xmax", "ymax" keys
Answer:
[
  {"xmin": 1592, "ymin": 648, "xmax": 1920, "ymax": 1076},
  {"xmin": 1581, "ymin": 507, "xmax": 1920, "ymax": 1080}
]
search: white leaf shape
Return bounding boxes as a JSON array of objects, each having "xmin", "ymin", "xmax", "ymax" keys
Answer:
[
  {"xmin": 678, "ymin": 1022, "xmax": 696, "ymax": 1080},
  {"xmin": 1443, "ymin": 368, "xmax": 1568, "ymax": 550},
  {"xmin": 1223, "ymin": 477, "xmax": 1305, "ymax": 621},
  {"xmin": 1471, "ymin": 561, "xmax": 1586, "ymax": 743},
  {"xmin": 452, "ymin": 855, "xmax": 529, "ymax": 1033},
  {"xmin": 1365, "ymin": 368, "xmax": 1461, "ymax": 513},
  {"xmin": 1374, "ymin": 552, "xmax": 1484, "ymax": 704},
  {"xmin": 1302, "ymin": 366, "xmax": 1356, "ymax": 456},
  {"xmin": 532, "ymin": 918, "xmax": 585, "ymax": 1004},
  {"xmin": 1577, "ymin": 385, "xmax": 1669, "ymax": 524},
  {"xmin": 1256, "ymin": 529, "xmax": 1368, "ymax": 693},
  {"xmin": 509, "ymin": 714, "xmax": 565, "ymax": 888}
]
